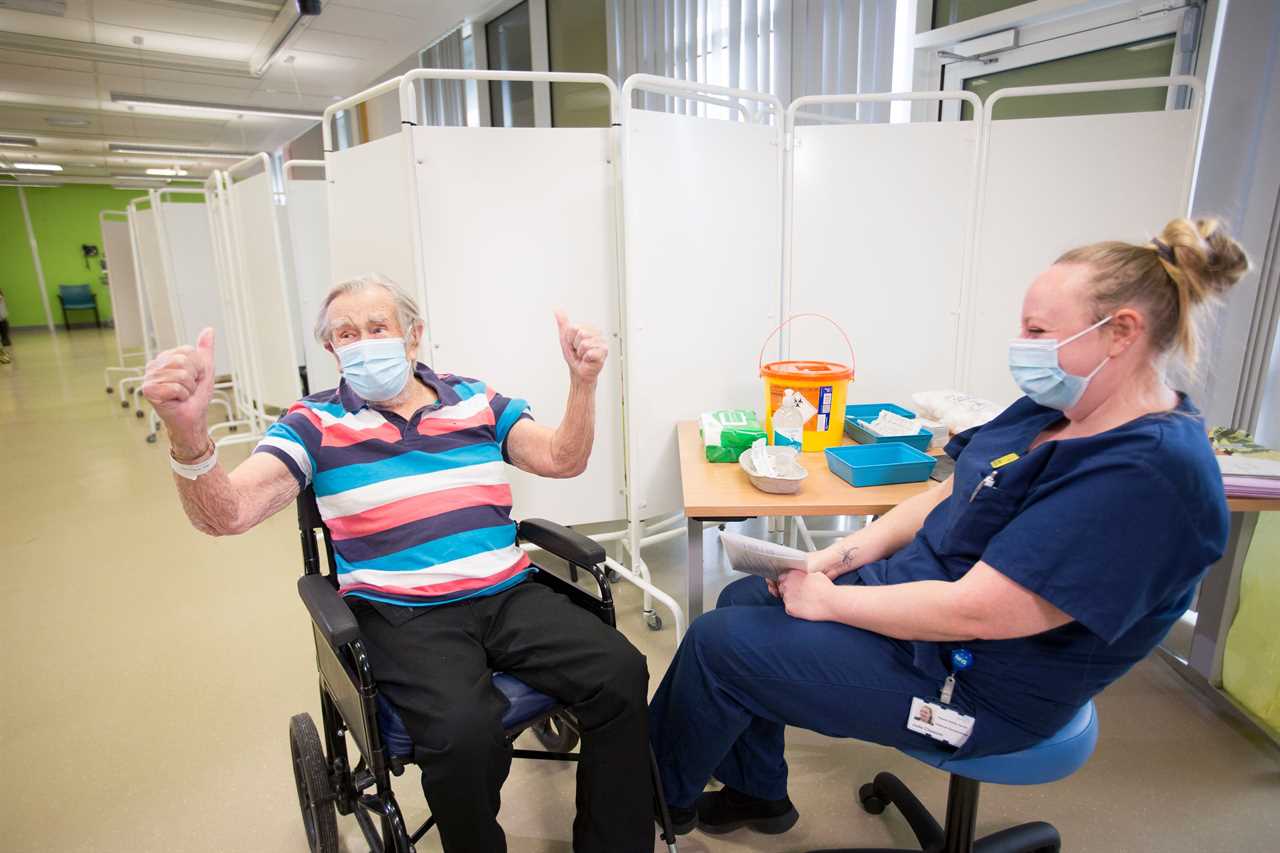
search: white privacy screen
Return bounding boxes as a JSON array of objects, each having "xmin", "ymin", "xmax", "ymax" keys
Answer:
[
  {"xmin": 789, "ymin": 119, "xmax": 977, "ymax": 406},
  {"xmin": 157, "ymin": 200, "xmax": 230, "ymax": 375},
  {"xmin": 624, "ymin": 109, "xmax": 783, "ymax": 518},
  {"xmin": 326, "ymin": 133, "xmax": 418, "ymax": 322},
  {"xmin": 100, "ymin": 217, "xmax": 143, "ymax": 352},
  {"xmin": 409, "ymin": 125, "xmax": 626, "ymax": 526},
  {"xmin": 285, "ymin": 177, "xmax": 339, "ymax": 394},
  {"xmin": 228, "ymin": 172, "xmax": 301, "ymax": 407},
  {"xmin": 964, "ymin": 108, "xmax": 1197, "ymax": 406},
  {"xmin": 130, "ymin": 206, "xmax": 179, "ymax": 351}
]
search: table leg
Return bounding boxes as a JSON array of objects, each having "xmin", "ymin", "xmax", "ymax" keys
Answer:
[
  {"xmin": 1188, "ymin": 510, "xmax": 1257, "ymax": 686},
  {"xmin": 687, "ymin": 517, "xmax": 704, "ymax": 620}
]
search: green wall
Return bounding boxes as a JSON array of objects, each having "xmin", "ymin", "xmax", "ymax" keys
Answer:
[{"xmin": 0, "ymin": 184, "xmax": 149, "ymax": 327}]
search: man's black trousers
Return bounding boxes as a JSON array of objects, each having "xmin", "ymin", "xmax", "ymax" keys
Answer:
[{"xmin": 350, "ymin": 579, "xmax": 653, "ymax": 853}]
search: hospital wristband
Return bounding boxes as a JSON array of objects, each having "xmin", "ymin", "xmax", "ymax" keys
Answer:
[{"xmin": 170, "ymin": 442, "xmax": 218, "ymax": 480}]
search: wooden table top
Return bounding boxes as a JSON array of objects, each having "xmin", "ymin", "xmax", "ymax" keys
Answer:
[
  {"xmin": 676, "ymin": 421, "xmax": 1280, "ymax": 517},
  {"xmin": 677, "ymin": 420, "xmax": 942, "ymax": 518}
]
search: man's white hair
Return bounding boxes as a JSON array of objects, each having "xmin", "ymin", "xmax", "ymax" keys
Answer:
[{"xmin": 314, "ymin": 273, "xmax": 423, "ymax": 345}]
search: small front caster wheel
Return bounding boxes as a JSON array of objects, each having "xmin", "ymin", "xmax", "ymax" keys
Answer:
[
  {"xmin": 106, "ymin": 386, "xmax": 113, "ymax": 394},
  {"xmin": 229, "ymin": 425, "xmax": 238, "ymax": 432},
  {"xmin": 121, "ymin": 400, "xmax": 130, "ymax": 408},
  {"xmin": 135, "ymin": 410, "xmax": 145, "ymax": 419},
  {"xmin": 145, "ymin": 433, "xmax": 157, "ymax": 444},
  {"xmin": 645, "ymin": 611, "xmax": 663, "ymax": 631},
  {"xmin": 605, "ymin": 567, "xmax": 620, "ymax": 583},
  {"xmin": 532, "ymin": 712, "xmax": 580, "ymax": 753},
  {"xmin": 858, "ymin": 782, "xmax": 887, "ymax": 815}
]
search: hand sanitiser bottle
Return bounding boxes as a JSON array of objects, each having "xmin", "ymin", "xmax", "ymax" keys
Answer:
[{"xmin": 773, "ymin": 389, "xmax": 805, "ymax": 449}]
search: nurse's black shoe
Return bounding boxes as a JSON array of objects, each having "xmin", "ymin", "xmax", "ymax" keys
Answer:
[{"xmin": 695, "ymin": 786, "xmax": 799, "ymax": 835}]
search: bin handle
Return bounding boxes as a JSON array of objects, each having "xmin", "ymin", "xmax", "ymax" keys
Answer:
[{"xmin": 758, "ymin": 313, "xmax": 856, "ymax": 375}]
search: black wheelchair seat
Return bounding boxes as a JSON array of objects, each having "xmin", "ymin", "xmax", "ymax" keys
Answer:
[{"xmin": 376, "ymin": 673, "xmax": 561, "ymax": 759}]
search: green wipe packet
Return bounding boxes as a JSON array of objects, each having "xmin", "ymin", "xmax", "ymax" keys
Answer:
[{"xmin": 700, "ymin": 409, "xmax": 766, "ymax": 463}]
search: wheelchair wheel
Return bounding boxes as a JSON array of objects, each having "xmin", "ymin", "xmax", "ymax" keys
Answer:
[
  {"xmin": 289, "ymin": 713, "xmax": 339, "ymax": 853},
  {"xmin": 532, "ymin": 712, "xmax": 580, "ymax": 753}
]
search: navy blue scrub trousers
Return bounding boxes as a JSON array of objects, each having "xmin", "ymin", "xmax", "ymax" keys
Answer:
[{"xmin": 650, "ymin": 574, "xmax": 969, "ymax": 808}]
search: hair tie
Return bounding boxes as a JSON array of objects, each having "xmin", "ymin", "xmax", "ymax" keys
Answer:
[{"xmin": 1151, "ymin": 238, "xmax": 1177, "ymax": 266}]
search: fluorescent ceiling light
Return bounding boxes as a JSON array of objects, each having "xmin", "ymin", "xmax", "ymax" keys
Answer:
[
  {"xmin": 0, "ymin": 135, "xmax": 37, "ymax": 148},
  {"xmin": 2, "ymin": 181, "xmax": 63, "ymax": 188},
  {"xmin": 112, "ymin": 185, "xmax": 153, "ymax": 191},
  {"xmin": 14, "ymin": 162, "xmax": 62, "ymax": 171},
  {"xmin": 108, "ymin": 143, "xmax": 249, "ymax": 159},
  {"xmin": 110, "ymin": 92, "xmax": 321, "ymax": 121},
  {"xmin": 46, "ymin": 116, "xmax": 91, "ymax": 127},
  {"xmin": 146, "ymin": 167, "xmax": 188, "ymax": 176}
]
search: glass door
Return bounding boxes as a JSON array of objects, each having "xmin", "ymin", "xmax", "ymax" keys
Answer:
[{"xmin": 937, "ymin": 2, "xmax": 1201, "ymax": 121}]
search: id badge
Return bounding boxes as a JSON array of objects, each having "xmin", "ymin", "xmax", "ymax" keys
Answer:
[{"xmin": 906, "ymin": 697, "xmax": 975, "ymax": 748}]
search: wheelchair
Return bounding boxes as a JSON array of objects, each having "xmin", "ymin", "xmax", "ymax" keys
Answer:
[{"xmin": 288, "ymin": 488, "xmax": 680, "ymax": 852}]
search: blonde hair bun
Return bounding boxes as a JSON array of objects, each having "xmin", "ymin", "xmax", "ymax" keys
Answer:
[{"xmin": 1158, "ymin": 217, "xmax": 1249, "ymax": 302}]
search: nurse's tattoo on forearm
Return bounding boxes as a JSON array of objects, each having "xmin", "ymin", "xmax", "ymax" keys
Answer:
[{"xmin": 839, "ymin": 544, "xmax": 859, "ymax": 572}]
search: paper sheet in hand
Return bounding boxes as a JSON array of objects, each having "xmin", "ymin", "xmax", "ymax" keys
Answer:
[{"xmin": 721, "ymin": 532, "xmax": 809, "ymax": 582}]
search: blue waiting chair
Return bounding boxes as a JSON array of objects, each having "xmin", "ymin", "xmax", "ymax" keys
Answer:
[
  {"xmin": 56, "ymin": 284, "xmax": 101, "ymax": 331},
  {"xmin": 289, "ymin": 488, "xmax": 680, "ymax": 853},
  {"xmin": 815, "ymin": 702, "xmax": 1098, "ymax": 853}
]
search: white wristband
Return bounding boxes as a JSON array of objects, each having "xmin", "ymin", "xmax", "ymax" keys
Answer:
[{"xmin": 170, "ymin": 447, "xmax": 218, "ymax": 480}]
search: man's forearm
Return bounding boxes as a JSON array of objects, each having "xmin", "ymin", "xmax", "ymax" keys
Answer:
[
  {"xmin": 548, "ymin": 378, "xmax": 597, "ymax": 477},
  {"xmin": 175, "ymin": 464, "xmax": 249, "ymax": 536}
]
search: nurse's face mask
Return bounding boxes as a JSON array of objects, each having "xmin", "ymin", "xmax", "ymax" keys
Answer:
[
  {"xmin": 1008, "ymin": 315, "xmax": 1112, "ymax": 411},
  {"xmin": 336, "ymin": 337, "xmax": 413, "ymax": 402}
]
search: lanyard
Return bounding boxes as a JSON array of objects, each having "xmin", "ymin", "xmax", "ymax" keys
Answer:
[{"xmin": 940, "ymin": 648, "xmax": 973, "ymax": 705}]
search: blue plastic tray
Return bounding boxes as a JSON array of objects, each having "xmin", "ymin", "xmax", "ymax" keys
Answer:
[
  {"xmin": 825, "ymin": 443, "xmax": 937, "ymax": 487},
  {"xmin": 844, "ymin": 403, "xmax": 932, "ymax": 452}
]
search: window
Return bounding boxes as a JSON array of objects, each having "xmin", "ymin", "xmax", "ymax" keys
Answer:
[
  {"xmin": 928, "ymin": 1, "xmax": 1203, "ymax": 121},
  {"xmin": 486, "ymin": 1, "xmax": 536, "ymax": 128}
]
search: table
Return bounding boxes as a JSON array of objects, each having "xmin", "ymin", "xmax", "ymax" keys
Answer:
[{"xmin": 677, "ymin": 420, "xmax": 943, "ymax": 618}]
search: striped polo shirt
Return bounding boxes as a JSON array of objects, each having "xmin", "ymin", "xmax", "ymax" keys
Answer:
[{"xmin": 253, "ymin": 363, "xmax": 534, "ymax": 607}]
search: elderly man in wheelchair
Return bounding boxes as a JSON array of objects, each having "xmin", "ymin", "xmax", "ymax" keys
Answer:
[{"xmin": 141, "ymin": 273, "xmax": 675, "ymax": 853}]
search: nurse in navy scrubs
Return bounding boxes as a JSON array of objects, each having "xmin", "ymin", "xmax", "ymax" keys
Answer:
[{"xmin": 649, "ymin": 217, "xmax": 1249, "ymax": 836}]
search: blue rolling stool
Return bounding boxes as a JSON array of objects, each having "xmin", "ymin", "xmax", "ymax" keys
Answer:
[{"xmin": 815, "ymin": 701, "xmax": 1098, "ymax": 853}]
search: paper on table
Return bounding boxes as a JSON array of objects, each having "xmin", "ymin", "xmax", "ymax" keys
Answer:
[
  {"xmin": 721, "ymin": 531, "xmax": 810, "ymax": 582},
  {"xmin": 859, "ymin": 410, "xmax": 921, "ymax": 437},
  {"xmin": 1218, "ymin": 455, "xmax": 1280, "ymax": 479}
]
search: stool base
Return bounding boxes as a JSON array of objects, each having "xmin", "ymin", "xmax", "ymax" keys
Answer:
[{"xmin": 811, "ymin": 771, "xmax": 1061, "ymax": 853}]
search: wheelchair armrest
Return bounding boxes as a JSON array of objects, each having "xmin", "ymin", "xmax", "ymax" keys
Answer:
[
  {"xmin": 297, "ymin": 574, "xmax": 360, "ymax": 648},
  {"xmin": 517, "ymin": 518, "xmax": 606, "ymax": 567}
]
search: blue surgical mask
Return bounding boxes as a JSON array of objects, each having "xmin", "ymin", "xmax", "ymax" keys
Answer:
[
  {"xmin": 337, "ymin": 337, "xmax": 412, "ymax": 402},
  {"xmin": 1008, "ymin": 316, "xmax": 1112, "ymax": 411}
]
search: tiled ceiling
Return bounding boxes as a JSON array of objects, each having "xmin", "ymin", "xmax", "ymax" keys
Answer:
[{"xmin": 0, "ymin": 0, "xmax": 488, "ymax": 183}]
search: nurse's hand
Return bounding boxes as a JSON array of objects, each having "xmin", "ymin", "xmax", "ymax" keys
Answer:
[{"xmin": 778, "ymin": 569, "xmax": 836, "ymax": 622}]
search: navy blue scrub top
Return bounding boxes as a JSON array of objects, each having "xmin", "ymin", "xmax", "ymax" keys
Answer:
[{"xmin": 859, "ymin": 393, "xmax": 1228, "ymax": 753}]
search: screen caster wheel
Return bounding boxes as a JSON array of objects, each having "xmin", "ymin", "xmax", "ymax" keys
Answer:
[
  {"xmin": 121, "ymin": 400, "xmax": 130, "ymax": 408},
  {"xmin": 105, "ymin": 387, "xmax": 113, "ymax": 394},
  {"xmin": 145, "ymin": 433, "xmax": 157, "ymax": 444},
  {"xmin": 135, "ymin": 410, "xmax": 145, "ymax": 419},
  {"xmin": 645, "ymin": 611, "xmax": 663, "ymax": 631}
]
